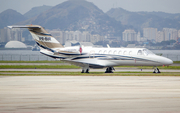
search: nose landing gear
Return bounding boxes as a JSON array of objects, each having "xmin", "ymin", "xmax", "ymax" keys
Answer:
[{"xmin": 153, "ymin": 67, "xmax": 161, "ymax": 73}]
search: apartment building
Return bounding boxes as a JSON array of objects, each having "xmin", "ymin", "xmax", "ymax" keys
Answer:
[
  {"xmin": 122, "ymin": 29, "xmax": 137, "ymax": 41},
  {"xmin": 143, "ymin": 28, "xmax": 157, "ymax": 42},
  {"xmin": 163, "ymin": 28, "xmax": 178, "ymax": 41},
  {"xmin": 0, "ymin": 27, "xmax": 23, "ymax": 42}
]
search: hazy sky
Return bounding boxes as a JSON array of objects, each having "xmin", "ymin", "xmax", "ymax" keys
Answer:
[{"xmin": 1, "ymin": 0, "xmax": 180, "ymax": 14}]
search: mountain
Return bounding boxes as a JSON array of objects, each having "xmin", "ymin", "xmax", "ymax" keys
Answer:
[
  {"xmin": 140, "ymin": 11, "xmax": 180, "ymax": 20},
  {"xmin": 20, "ymin": 0, "xmax": 126, "ymax": 36},
  {"xmin": 24, "ymin": 5, "xmax": 52, "ymax": 19},
  {"xmin": 107, "ymin": 8, "xmax": 180, "ymax": 31},
  {"xmin": 0, "ymin": 9, "xmax": 27, "ymax": 29}
]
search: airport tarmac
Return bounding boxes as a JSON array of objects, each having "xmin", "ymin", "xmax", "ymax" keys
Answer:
[
  {"xmin": 1, "ymin": 68, "xmax": 180, "ymax": 72},
  {"xmin": 0, "ymin": 76, "xmax": 180, "ymax": 113}
]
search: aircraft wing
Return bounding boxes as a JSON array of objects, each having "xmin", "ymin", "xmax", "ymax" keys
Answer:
[{"xmin": 62, "ymin": 59, "xmax": 105, "ymax": 69}]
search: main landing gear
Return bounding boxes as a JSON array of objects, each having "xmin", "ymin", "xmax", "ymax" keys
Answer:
[
  {"xmin": 105, "ymin": 67, "xmax": 115, "ymax": 73},
  {"xmin": 153, "ymin": 67, "xmax": 161, "ymax": 73},
  {"xmin": 81, "ymin": 69, "xmax": 89, "ymax": 73},
  {"xmin": 81, "ymin": 64, "xmax": 89, "ymax": 73}
]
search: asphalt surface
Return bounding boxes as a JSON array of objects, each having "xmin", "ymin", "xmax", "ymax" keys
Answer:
[
  {"xmin": 0, "ymin": 76, "xmax": 180, "ymax": 113},
  {"xmin": 1, "ymin": 68, "xmax": 180, "ymax": 73}
]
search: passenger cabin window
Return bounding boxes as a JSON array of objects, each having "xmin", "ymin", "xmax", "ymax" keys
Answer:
[
  {"xmin": 99, "ymin": 50, "xmax": 102, "ymax": 54},
  {"xmin": 113, "ymin": 51, "xmax": 117, "ymax": 54},
  {"xmin": 129, "ymin": 51, "xmax": 132, "ymax": 55},
  {"xmin": 123, "ymin": 51, "xmax": 127, "ymax": 55},
  {"xmin": 137, "ymin": 50, "xmax": 143, "ymax": 55},
  {"xmin": 103, "ymin": 50, "xmax": 107, "ymax": 54},
  {"xmin": 118, "ymin": 51, "xmax": 122, "ymax": 55},
  {"xmin": 109, "ymin": 50, "xmax": 112, "ymax": 54}
]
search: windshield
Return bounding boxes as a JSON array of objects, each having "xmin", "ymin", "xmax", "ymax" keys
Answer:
[{"xmin": 143, "ymin": 49, "xmax": 155, "ymax": 55}]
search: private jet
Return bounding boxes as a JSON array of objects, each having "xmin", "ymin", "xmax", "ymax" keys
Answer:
[{"xmin": 8, "ymin": 25, "xmax": 173, "ymax": 73}]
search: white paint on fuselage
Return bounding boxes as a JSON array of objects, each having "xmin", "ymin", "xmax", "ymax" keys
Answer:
[{"xmin": 48, "ymin": 46, "xmax": 173, "ymax": 67}]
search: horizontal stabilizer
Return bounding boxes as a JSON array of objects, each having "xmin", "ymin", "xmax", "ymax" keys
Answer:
[{"xmin": 8, "ymin": 25, "xmax": 41, "ymax": 29}]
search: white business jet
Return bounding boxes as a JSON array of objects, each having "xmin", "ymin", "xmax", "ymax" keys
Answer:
[{"xmin": 8, "ymin": 25, "xmax": 173, "ymax": 73}]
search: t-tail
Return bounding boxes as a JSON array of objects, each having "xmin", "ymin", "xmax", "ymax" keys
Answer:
[{"xmin": 8, "ymin": 25, "xmax": 64, "ymax": 52}]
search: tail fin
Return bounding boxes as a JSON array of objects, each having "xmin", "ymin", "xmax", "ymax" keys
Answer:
[{"xmin": 8, "ymin": 25, "xmax": 64, "ymax": 50}]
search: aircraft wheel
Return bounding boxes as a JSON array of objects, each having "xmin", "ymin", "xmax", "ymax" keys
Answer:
[
  {"xmin": 85, "ymin": 69, "xmax": 89, "ymax": 73},
  {"xmin": 81, "ymin": 70, "xmax": 84, "ymax": 73},
  {"xmin": 105, "ymin": 67, "xmax": 113, "ymax": 73},
  {"xmin": 153, "ymin": 68, "xmax": 161, "ymax": 73}
]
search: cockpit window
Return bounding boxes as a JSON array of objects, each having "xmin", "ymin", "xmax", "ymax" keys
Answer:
[
  {"xmin": 137, "ymin": 50, "xmax": 143, "ymax": 55},
  {"xmin": 143, "ymin": 49, "xmax": 154, "ymax": 55}
]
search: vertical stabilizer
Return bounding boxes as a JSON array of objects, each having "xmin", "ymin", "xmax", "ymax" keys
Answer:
[{"xmin": 8, "ymin": 25, "xmax": 64, "ymax": 50}]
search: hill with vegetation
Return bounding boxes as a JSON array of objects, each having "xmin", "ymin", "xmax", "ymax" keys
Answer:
[
  {"xmin": 107, "ymin": 8, "xmax": 180, "ymax": 31},
  {"xmin": 0, "ymin": 9, "xmax": 27, "ymax": 29},
  {"xmin": 24, "ymin": 5, "xmax": 52, "ymax": 19},
  {"xmin": 19, "ymin": 0, "xmax": 126, "ymax": 36}
]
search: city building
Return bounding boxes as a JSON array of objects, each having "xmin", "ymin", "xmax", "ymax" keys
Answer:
[
  {"xmin": 122, "ymin": 29, "xmax": 137, "ymax": 41},
  {"xmin": 156, "ymin": 31, "xmax": 164, "ymax": 42},
  {"xmin": 74, "ymin": 31, "xmax": 82, "ymax": 42},
  {"xmin": 49, "ymin": 30, "xmax": 104, "ymax": 44},
  {"xmin": 178, "ymin": 30, "xmax": 180, "ymax": 38},
  {"xmin": 49, "ymin": 29, "xmax": 65, "ymax": 44},
  {"xmin": 163, "ymin": 28, "xmax": 178, "ymax": 41},
  {"xmin": 143, "ymin": 28, "xmax": 157, "ymax": 42},
  {"xmin": 0, "ymin": 27, "xmax": 23, "ymax": 43},
  {"xmin": 65, "ymin": 41, "xmax": 94, "ymax": 47},
  {"xmin": 136, "ymin": 32, "xmax": 141, "ymax": 42},
  {"xmin": 91, "ymin": 34, "xmax": 104, "ymax": 43},
  {"xmin": 82, "ymin": 31, "xmax": 91, "ymax": 42},
  {"xmin": 3, "ymin": 25, "xmax": 180, "ymax": 45}
]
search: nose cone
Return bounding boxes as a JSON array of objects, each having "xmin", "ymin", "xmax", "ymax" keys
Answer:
[{"xmin": 161, "ymin": 57, "xmax": 173, "ymax": 66}]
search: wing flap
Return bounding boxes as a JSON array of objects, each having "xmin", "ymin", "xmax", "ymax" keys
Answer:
[{"xmin": 62, "ymin": 59, "xmax": 105, "ymax": 69}]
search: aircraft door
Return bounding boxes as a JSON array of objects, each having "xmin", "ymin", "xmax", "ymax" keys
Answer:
[{"xmin": 89, "ymin": 50, "xmax": 95, "ymax": 59}]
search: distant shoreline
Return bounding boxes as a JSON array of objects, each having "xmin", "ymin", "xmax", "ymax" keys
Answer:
[{"xmin": 0, "ymin": 48, "xmax": 31, "ymax": 50}]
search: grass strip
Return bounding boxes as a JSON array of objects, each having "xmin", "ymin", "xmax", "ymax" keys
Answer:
[
  {"xmin": 0, "ymin": 65, "xmax": 80, "ymax": 69},
  {"xmin": 174, "ymin": 61, "xmax": 180, "ymax": 63},
  {"xmin": 0, "ymin": 60, "xmax": 63, "ymax": 63},
  {"xmin": 115, "ymin": 66, "xmax": 180, "ymax": 69}
]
